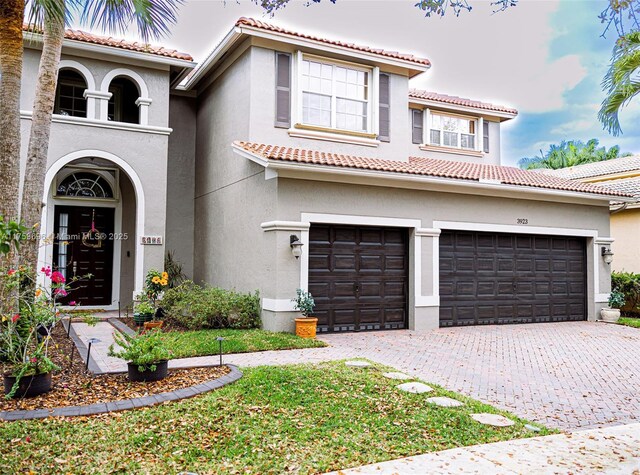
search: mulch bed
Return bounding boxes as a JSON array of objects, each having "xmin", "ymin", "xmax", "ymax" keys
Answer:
[
  {"xmin": 0, "ymin": 324, "xmax": 230, "ymax": 412},
  {"xmin": 119, "ymin": 316, "xmax": 185, "ymax": 333}
]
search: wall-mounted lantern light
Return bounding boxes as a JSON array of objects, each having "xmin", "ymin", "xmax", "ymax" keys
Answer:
[
  {"xmin": 601, "ymin": 246, "xmax": 614, "ymax": 265},
  {"xmin": 290, "ymin": 234, "xmax": 303, "ymax": 259}
]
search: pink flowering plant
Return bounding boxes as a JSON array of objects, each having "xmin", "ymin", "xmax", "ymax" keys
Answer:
[{"xmin": 0, "ymin": 228, "xmax": 83, "ymax": 398}]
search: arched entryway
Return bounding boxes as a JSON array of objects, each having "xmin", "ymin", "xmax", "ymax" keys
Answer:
[{"xmin": 38, "ymin": 151, "xmax": 146, "ymax": 310}]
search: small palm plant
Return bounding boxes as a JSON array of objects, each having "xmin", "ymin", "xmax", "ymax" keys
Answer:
[{"xmin": 292, "ymin": 289, "xmax": 315, "ymax": 317}]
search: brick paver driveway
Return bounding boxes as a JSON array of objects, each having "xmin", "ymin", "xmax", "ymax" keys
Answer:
[{"xmin": 316, "ymin": 322, "xmax": 640, "ymax": 431}]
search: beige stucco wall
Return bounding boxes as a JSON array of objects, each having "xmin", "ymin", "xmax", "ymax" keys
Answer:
[{"xmin": 611, "ymin": 209, "xmax": 640, "ymax": 273}]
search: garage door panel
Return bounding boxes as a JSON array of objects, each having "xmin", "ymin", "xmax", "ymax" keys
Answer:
[
  {"xmin": 309, "ymin": 224, "xmax": 408, "ymax": 333},
  {"xmin": 440, "ymin": 230, "xmax": 586, "ymax": 327}
]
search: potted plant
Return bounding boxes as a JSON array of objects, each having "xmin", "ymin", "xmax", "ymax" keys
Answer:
[
  {"xmin": 292, "ymin": 288, "xmax": 318, "ymax": 339},
  {"xmin": 1, "ymin": 265, "xmax": 66, "ymax": 398},
  {"xmin": 108, "ymin": 330, "xmax": 171, "ymax": 382},
  {"xmin": 601, "ymin": 290, "xmax": 625, "ymax": 323},
  {"xmin": 142, "ymin": 270, "xmax": 169, "ymax": 330},
  {"xmin": 133, "ymin": 298, "xmax": 155, "ymax": 326}
]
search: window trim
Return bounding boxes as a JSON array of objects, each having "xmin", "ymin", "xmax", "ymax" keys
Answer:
[
  {"xmin": 425, "ymin": 109, "xmax": 481, "ymax": 153},
  {"xmin": 293, "ymin": 52, "xmax": 379, "ymax": 137}
]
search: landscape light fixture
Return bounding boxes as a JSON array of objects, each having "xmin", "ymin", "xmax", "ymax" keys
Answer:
[
  {"xmin": 601, "ymin": 246, "xmax": 614, "ymax": 265},
  {"xmin": 216, "ymin": 336, "xmax": 224, "ymax": 366},
  {"xmin": 86, "ymin": 338, "xmax": 101, "ymax": 371},
  {"xmin": 290, "ymin": 234, "xmax": 303, "ymax": 259}
]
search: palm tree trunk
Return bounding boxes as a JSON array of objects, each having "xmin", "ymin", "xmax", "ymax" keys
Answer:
[
  {"xmin": 0, "ymin": 0, "xmax": 24, "ymax": 224},
  {"xmin": 20, "ymin": 0, "xmax": 65, "ymax": 271}
]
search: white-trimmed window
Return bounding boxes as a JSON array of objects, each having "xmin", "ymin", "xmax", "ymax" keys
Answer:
[
  {"xmin": 429, "ymin": 113, "xmax": 476, "ymax": 150},
  {"xmin": 299, "ymin": 57, "xmax": 372, "ymax": 134}
]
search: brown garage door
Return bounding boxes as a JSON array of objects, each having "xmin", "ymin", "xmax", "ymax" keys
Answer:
[
  {"xmin": 308, "ymin": 224, "xmax": 408, "ymax": 332},
  {"xmin": 439, "ymin": 230, "xmax": 587, "ymax": 327}
]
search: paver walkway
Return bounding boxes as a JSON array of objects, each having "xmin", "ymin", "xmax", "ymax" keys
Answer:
[
  {"xmin": 326, "ymin": 422, "xmax": 640, "ymax": 474},
  {"xmin": 72, "ymin": 320, "xmax": 640, "ymax": 430}
]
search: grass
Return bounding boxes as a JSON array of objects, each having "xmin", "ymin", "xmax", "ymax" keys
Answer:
[
  {"xmin": 157, "ymin": 328, "xmax": 327, "ymax": 359},
  {"xmin": 617, "ymin": 317, "xmax": 640, "ymax": 328},
  {"xmin": 0, "ymin": 361, "xmax": 552, "ymax": 474}
]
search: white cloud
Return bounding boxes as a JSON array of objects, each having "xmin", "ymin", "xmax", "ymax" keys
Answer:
[{"xmin": 550, "ymin": 119, "xmax": 595, "ymax": 135}]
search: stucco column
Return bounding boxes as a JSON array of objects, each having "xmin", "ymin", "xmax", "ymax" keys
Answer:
[
  {"xmin": 135, "ymin": 97, "xmax": 152, "ymax": 125},
  {"xmin": 412, "ymin": 228, "xmax": 441, "ymax": 330},
  {"xmin": 83, "ymin": 90, "xmax": 113, "ymax": 121}
]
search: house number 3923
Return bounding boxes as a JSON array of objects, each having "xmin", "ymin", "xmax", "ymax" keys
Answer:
[{"xmin": 517, "ymin": 218, "xmax": 529, "ymax": 225}]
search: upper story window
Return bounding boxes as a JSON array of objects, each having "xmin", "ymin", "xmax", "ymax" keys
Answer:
[
  {"xmin": 301, "ymin": 59, "xmax": 370, "ymax": 133},
  {"xmin": 429, "ymin": 113, "xmax": 476, "ymax": 150},
  {"xmin": 54, "ymin": 69, "xmax": 87, "ymax": 117},
  {"xmin": 107, "ymin": 77, "xmax": 140, "ymax": 124}
]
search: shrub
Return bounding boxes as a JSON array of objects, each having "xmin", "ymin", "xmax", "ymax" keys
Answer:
[
  {"xmin": 161, "ymin": 281, "xmax": 260, "ymax": 330},
  {"xmin": 611, "ymin": 271, "xmax": 640, "ymax": 315},
  {"xmin": 108, "ymin": 330, "xmax": 171, "ymax": 371}
]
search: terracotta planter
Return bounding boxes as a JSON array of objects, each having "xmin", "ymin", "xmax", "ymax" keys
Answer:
[
  {"xmin": 295, "ymin": 317, "xmax": 318, "ymax": 339},
  {"xmin": 127, "ymin": 360, "xmax": 168, "ymax": 382},
  {"xmin": 600, "ymin": 308, "xmax": 621, "ymax": 323},
  {"xmin": 143, "ymin": 321, "xmax": 164, "ymax": 331},
  {"xmin": 3, "ymin": 372, "xmax": 52, "ymax": 398}
]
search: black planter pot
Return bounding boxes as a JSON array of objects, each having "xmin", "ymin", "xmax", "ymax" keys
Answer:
[
  {"xmin": 36, "ymin": 323, "xmax": 53, "ymax": 337},
  {"xmin": 127, "ymin": 360, "xmax": 168, "ymax": 382},
  {"xmin": 3, "ymin": 372, "xmax": 52, "ymax": 398},
  {"xmin": 133, "ymin": 312, "xmax": 154, "ymax": 326}
]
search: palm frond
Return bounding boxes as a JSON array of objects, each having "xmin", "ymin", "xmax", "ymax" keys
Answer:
[
  {"xmin": 80, "ymin": 0, "xmax": 183, "ymax": 43},
  {"xmin": 600, "ymin": 31, "xmax": 640, "ymax": 136}
]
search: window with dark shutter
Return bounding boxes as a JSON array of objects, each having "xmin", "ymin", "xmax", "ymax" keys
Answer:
[
  {"xmin": 483, "ymin": 120, "xmax": 490, "ymax": 153},
  {"xmin": 275, "ymin": 52, "xmax": 291, "ymax": 128},
  {"xmin": 411, "ymin": 109, "xmax": 423, "ymax": 144},
  {"xmin": 378, "ymin": 73, "xmax": 390, "ymax": 142}
]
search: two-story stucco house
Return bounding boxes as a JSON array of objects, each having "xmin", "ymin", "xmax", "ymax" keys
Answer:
[{"xmin": 23, "ymin": 18, "xmax": 631, "ymax": 333}]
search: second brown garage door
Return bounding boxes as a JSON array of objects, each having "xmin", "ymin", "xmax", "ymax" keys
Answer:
[
  {"xmin": 439, "ymin": 230, "xmax": 587, "ymax": 327},
  {"xmin": 308, "ymin": 224, "xmax": 408, "ymax": 333}
]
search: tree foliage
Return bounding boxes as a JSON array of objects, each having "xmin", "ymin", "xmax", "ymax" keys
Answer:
[
  {"xmin": 518, "ymin": 138, "xmax": 631, "ymax": 170},
  {"xmin": 599, "ymin": 30, "xmax": 640, "ymax": 136}
]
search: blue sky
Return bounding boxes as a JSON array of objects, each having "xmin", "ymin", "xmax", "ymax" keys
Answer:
[{"xmin": 84, "ymin": 0, "xmax": 640, "ymax": 166}]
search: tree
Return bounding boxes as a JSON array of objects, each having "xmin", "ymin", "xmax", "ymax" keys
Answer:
[
  {"xmin": 0, "ymin": 0, "xmax": 25, "ymax": 225},
  {"xmin": 16, "ymin": 0, "xmax": 183, "ymax": 272},
  {"xmin": 518, "ymin": 139, "xmax": 631, "ymax": 170},
  {"xmin": 599, "ymin": 31, "xmax": 640, "ymax": 136}
]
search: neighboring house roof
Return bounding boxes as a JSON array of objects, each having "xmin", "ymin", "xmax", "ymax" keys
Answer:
[
  {"xmin": 235, "ymin": 17, "xmax": 431, "ymax": 67},
  {"xmin": 539, "ymin": 155, "xmax": 640, "ymax": 180},
  {"xmin": 23, "ymin": 25, "xmax": 193, "ymax": 61},
  {"xmin": 233, "ymin": 141, "xmax": 631, "ymax": 199},
  {"xmin": 591, "ymin": 177, "xmax": 640, "ymax": 198},
  {"xmin": 409, "ymin": 89, "xmax": 518, "ymax": 116}
]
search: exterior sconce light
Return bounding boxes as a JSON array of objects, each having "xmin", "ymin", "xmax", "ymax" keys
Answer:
[
  {"xmin": 290, "ymin": 234, "xmax": 303, "ymax": 259},
  {"xmin": 601, "ymin": 246, "xmax": 614, "ymax": 265}
]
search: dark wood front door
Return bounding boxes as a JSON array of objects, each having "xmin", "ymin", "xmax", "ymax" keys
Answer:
[
  {"xmin": 52, "ymin": 206, "xmax": 115, "ymax": 306},
  {"xmin": 439, "ymin": 230, "xmax": 587, "ymax": 327},
  {"xmin": 308, "ymin": 224, "xmax": 408, "ymax": 333}
]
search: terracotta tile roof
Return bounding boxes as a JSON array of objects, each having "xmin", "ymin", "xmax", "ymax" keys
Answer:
[
  {"xmin": 23, "ymin": 25, "xmax": 193, "ymax": 61},
  {"xmin": 234, "ymin": 141, "xmax": 631, "ymax": 198},
  {"xmin": 591, "ymin": 177, "xmax": 640, "ymax": 199},
  {"xmin": 409, "ymin": 89, "xmax": 518, "ymax": 115},
  {"xmin": 539, "ymin": 155, "xmax": 640, "ymax": 180},
  {"xmin": 236, "ymin": 17, "xmax": 431, "ymax": 67}
]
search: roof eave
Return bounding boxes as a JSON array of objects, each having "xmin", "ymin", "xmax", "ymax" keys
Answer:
[
  {"xmin": 231, "ymin": 145, "xmax": 629, "ymax": 203},
  {"xmin": 409, "ymin": 97, "xmax": 518, "ymax": 121},
  {"xmin": 23, "ymin": 30, "xmax": 196, "ymax": 70}
]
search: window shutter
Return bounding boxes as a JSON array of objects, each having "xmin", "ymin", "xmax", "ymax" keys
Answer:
[
  {"xmin": 275, "ymin": 52, "xmax": 291, "ymax": 128},
  {"xmin": 378, "ymin": 73, "xmax": 391, "ymax": 142},
  {"xmin": 411, "ymin": 109, "xmax": 423, "ymax": 144},
  {"xmin": 483, "ymin": 120, "xmax": 490, "ymax": 153}
]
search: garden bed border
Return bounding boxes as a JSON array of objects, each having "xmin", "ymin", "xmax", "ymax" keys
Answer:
[{"xmin": 0, "ymin": 365, "xmax": 242, "ymax": 421}]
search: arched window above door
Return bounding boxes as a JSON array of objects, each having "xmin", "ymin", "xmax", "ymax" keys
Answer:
[{"xmin": 56, "ymin": 172, "xmax": 114, "ymax": 198}]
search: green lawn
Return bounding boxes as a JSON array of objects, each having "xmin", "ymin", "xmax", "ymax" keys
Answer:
[
  {"xmin": 617, "ymin": 317, "xmax": 640, "ymax": 328},
  {"xmin": 0, "ymin": 361, "xmax": 550, "ymax": 474},
  {"xmin": 158, "ymin": 329, "xmax": 326, "ymax": 359}
]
